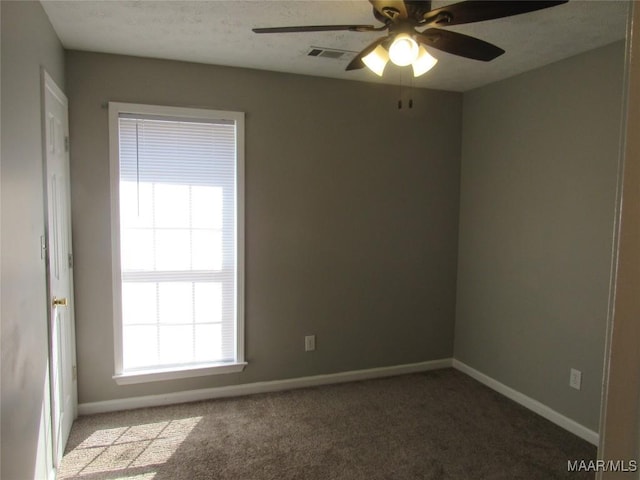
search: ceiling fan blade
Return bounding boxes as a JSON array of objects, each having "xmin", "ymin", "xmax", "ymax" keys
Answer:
[
  {"xmin": 417, "ymin": 28, "xmax": 504, "ymax": 61},
  {"xmin": 369, "ymin": 0, "xmax": 409, "ymax": 20},
  {"xmin": 423, "ymin": 1, "xmax": 568, "ymax": 27},
  {"xmin": 346, "ymin": 37, "xmax": 389, "ymax": 71},
  {"xmin": 253, "ymin": 25, "xmax": 377, "ymax": 34}
]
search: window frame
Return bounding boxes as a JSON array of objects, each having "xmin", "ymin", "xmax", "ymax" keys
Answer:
[{"xmin": 108, "ymin": 102, "xmax": 246, "ymax": 385}]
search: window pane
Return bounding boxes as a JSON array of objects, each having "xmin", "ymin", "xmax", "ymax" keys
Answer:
[
  {"xmin": 155, "ymin": 230, "xmax": 190, "ymax": 270},
  {"xmin": 158, "ymin": 282, "xmax": 193, "ymax": 325},
  {"xmin": 195, "ymin": 324, "xmax": 223, "ymax": 362},
  {"xmin": 120, "ymin": 181, "xmax": 153, "ymax": 229},
  {"xmin": 122, "ymin": 282, "xmax": 157, "ymax": 325},
  {"xmin": 192, "ymin": 186, "xmax": 223, "ymax": 229},
  {"xmin": 123, "ymin": 325, "xmax": 158, "ymax": 369},
  {"xmin": 155, "ymin": 184, "xmax": 190, "ymax": 228},
  {"xmin": 121, "ymin": 229, "xmax": 154, "ymax": 271},
  {"xmin": 158, "ymin": 325, "xmax": 193, "ymax": 365},
  {"xmin": 192, "ymin": 230, "xmax": 222, "ymax": 270},
  {"xmin": 194, "ymin": 283, "xmax": 222, "ymax": 324}
]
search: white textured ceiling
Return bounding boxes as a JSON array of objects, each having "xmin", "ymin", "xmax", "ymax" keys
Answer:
[{"xmin": 41, "ymin": 0, "xmax": 629, "ymax": 92}]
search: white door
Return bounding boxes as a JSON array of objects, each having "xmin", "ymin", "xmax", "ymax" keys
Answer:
[{"xmin": 43, "ymin": 70, "xmax": 77, "ymax": 468}]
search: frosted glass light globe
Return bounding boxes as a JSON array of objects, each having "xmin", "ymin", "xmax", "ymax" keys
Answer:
[
  {"xmin": 412, "ymin": 46, "xmax": 438, "ymax": 77},
  {"xmin": 362, "ymin": 45, "xmax": 390, "ymax": 76},
  {"xmin": 388, "ymin": 34, "xmax": 419, "ymax": 67}
]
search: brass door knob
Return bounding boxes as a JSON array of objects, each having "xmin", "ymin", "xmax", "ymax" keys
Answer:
[{"xmin": 52, "ymin": 297, "xmax": 68, "ymax": 307}]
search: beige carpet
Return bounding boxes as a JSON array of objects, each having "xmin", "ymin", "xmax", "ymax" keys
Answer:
[{"xmin": 59, "ymin": 369, "xmax": 596, "ymax": 479}]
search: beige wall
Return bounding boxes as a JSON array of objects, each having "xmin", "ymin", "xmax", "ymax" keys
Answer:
[
  {"xmin": 1, "ymin": 1, "xmax": 637, "ymax": 474},
  {"xmin": 1, "ymin": 1, "xmax": 66, "ymax": 478},
  {"xmin": 454, "ymin": 42, "xmax": 627, "ymax": 432},
  {"xmin": 65, "ymin": 51, "xmax": 463, "ymax": 404}
]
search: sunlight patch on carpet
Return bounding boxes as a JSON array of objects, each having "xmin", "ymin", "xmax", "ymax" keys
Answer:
[{"xmin": 58, "ymin": 416, "xmax": 202, "ymax": 479}]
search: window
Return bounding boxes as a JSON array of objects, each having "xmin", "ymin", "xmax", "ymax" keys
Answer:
[{"xmin": 109, "ymin": 103, "xmax": 245, "ymax": 384}]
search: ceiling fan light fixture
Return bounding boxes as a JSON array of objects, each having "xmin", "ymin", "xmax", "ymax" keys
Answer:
[
  {"xmin": 362, "ymin": 44, "xmax": 389, "ymax": 76},
  {"xmin": 388, "ymin": 33, "xmax": 419, "ymax": 66},
  {"xmin": 412, "ymin": 46, "xmax": 438, "ymax": 77}
]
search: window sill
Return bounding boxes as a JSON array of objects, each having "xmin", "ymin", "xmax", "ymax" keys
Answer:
[{"xmin": 113, "ymin": 361, "xmax": 247, "ymax": 385}]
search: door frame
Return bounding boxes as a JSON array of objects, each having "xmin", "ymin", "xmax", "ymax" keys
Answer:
[{"xmin": 597, "ymin": 1, "xmax": 640, "ymax": 476}]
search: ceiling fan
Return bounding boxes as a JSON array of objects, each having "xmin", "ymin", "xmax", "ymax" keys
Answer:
[{"xmin": 253, "ymin": 1, "xmax": 568, "ymax": 77}]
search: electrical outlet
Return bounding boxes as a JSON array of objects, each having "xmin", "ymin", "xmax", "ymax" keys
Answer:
[
  {"xmin": 305, "ymin": 335, "xmax": 316, "ymax": 352},
  {"xmin": 569, "ymin": 368, "xmax": 582, "ymax": 390}
]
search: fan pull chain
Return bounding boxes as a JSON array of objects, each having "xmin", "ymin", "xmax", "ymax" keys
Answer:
[
  {"xmin": 409, "ymin": 74, "xmax": 414, "ymax": 109},
  {"xmin": 398, "ymin": 69, "xmax": 413, "ymax": 110},
  {"xmin": 398, "ymin": 71, "xmax": 403, "ymax": 109},
  {"xmin": 397, "ymin": 70, "xmax": 414, "ymax": 110}
]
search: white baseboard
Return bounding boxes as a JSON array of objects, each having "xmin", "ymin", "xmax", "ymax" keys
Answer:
[
  {"xmin": 80, "ymin": 357, "xmax": 598, "ymax": 446},
  {"xmin": 452, "ymin": 359, "xmax": 599, "ymax": 446},
  {"xmin": 78, "ymin": 358, "xmax": 453, "ymax": 415}
]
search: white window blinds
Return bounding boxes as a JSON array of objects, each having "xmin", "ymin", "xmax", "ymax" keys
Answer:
[{"xmin": 117, "ymin": 115, "xmax": 239, "ymax": 372}]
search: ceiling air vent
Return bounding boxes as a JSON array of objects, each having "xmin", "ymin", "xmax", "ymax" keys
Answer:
[{"xmin": 307, "ymin": 47, "xmax": 355, "ymax": 60}]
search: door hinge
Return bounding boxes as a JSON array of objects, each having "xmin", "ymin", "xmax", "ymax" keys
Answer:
[
  {"xmin": 40, "ymin": 235, "xmax": 47, "ymax": 260},
  {"xmin": 72, "ymin": 365, "xmax": 77, "ymax": 381},
  {"xmin": 64, "ymin": 136, "xmax": 69, "ymax": 153},
  {"xmin": 68, "ymin": 253, "xmax": 74, "ymax": 269}
]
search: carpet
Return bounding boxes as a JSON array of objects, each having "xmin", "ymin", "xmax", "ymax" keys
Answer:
[{"xmin": 59, "ymin": 368, "xmax": 596, "ymax": 479}]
